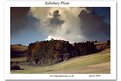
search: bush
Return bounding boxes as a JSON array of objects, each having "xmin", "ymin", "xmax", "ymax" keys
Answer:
[{"xmin": 11, "ymin": 64, "xmax": 24, "ymax": 70}]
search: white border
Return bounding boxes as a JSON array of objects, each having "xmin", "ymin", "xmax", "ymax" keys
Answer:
[{"xmin": 5, "ymin": 0, "xmax": 117, "ymax": 80}]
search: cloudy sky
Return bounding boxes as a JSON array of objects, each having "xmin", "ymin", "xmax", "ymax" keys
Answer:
[{"xmin": 11, "ymin": 7, "xmax": 110, "ymax": 45}]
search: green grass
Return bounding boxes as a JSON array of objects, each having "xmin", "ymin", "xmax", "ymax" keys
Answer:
[{"xmin": 11, "ymin": 48, "xmax": 110, "ymax": 74}]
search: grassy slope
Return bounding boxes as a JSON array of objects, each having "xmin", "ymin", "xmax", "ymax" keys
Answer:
[{"xmin": 11, "ymin": 48, "xmax": 110, "ymax": 74}]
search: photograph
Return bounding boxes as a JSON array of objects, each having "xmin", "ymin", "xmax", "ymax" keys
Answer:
[{"xmin": 10, "ymin": 7, "xmax": 111, "ymax": 74}]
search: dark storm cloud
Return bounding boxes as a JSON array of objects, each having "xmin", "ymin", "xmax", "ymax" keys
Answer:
[
  {"xmin": 11, "ymin": 7, "xmax": 39, "ymax": 36},
  {"xmin": 49, "ymin": 10, "xmax": 64, "ymax": 27},
  {"xmin": 79, "ymin": 8, "xmax": 110, "ymax": 41}
]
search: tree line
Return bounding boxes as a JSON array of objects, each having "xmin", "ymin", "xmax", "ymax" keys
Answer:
[{"xmin": 26, "ymin": 39, "xmax": 105, "ymax": 66}]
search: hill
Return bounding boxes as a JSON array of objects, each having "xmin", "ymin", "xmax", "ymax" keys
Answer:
[
  {"xmin": 11, "ymin": 48, "xmax": 110, "ymax": 74},
  {"xmin": 11, "ymin": 44, "xmax": 28, "ymax": 58}
]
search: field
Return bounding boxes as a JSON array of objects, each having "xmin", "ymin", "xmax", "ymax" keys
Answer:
[
  {"xmin": 11, "ymin": 44, "xmax": 28, "ymax": 58},
  {"xmin": 11, "ymin": 48, "xmax": 110, "ymax": 74}
]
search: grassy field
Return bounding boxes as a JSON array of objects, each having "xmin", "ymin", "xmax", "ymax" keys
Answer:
[
  {"xmin": 11, "ymin": 44, "xmax": 28, "ymax": 51},
  {"xmin": 11, "ymin": 48, "xmax": 110, "ymax": 74}
]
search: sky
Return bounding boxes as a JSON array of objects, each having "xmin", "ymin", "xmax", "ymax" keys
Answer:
[{"xmin": 11, "ymin": 7, "xmax": 110, "ymax": 45}]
